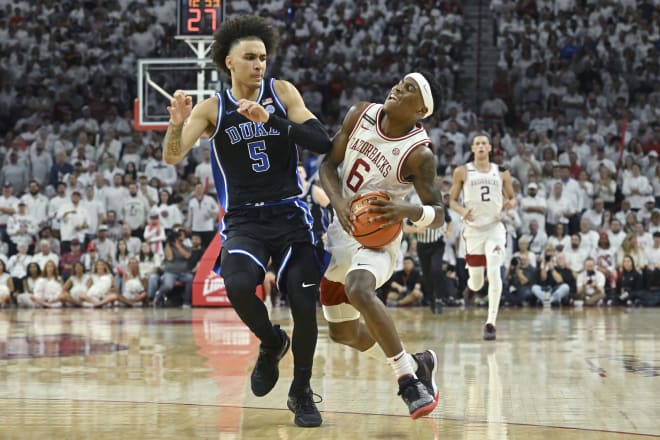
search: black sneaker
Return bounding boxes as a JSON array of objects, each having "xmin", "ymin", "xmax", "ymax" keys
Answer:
[
  {"xmin": 483, "ymin": 323, "xmax": 496, "ymax": 341},
  {"xmin": 397, "ymin": 374, "xmax": 436, "ymax": 419},
  {"xmin": 251, "ymin": 325, "xmax": 290, "ymax": 397},
  {"xmin": 413, "ymin": 349, "xmax": 439, "ymax": 401},
  {"xmin": 287, "ymin": 388, "xmax": 323, "ymax": 427}
]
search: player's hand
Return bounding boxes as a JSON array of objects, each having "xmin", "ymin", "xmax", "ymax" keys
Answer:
[
  {"xmin": 462, "ymin": 208, "xmax": 474, "ymax": 222},
  {"xmin": 366, "ymin": 197, "xmax": 414, "ymax": 228},
  {"xmin": 503, "ymin": 199, "xmax": 516, "ymax": 210},
  {"xmin": 335, "ymin": 197, "xmax": 355, "ymax": 235},
  {"xmin": 167, "ymin": 90, "xmax": 193, "ymax": 126},
  {"xmin": 236, "ymin": 99, "xmax": 269, "ymax": 123}
]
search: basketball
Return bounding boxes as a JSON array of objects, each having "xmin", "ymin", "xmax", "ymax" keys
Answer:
[{"xmin": 350, "ymin": 192, "xmax": 402, "ymax": 249}]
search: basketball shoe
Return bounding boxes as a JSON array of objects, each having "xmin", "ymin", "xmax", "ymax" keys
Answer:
[
  {"xmin": 251, "ymin": 324, "xmax": 290, "ymax": 396},
  {"xmin": 287, "ymin": 388, "xmax": 323, "ymax": 427},
  {"xmin": 483, "ymin": 323, "xmax": 496, "ymax": 341},
  {"xmin": 413, "ymin": 349, "xmax": 439, "ymax": 402},
  {"xmin": 397, "ymin": 375, "xmax": 436, "ymax": 419}
]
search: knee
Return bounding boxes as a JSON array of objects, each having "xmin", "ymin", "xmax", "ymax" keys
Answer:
[
  {"xmin": 224, "ymin": 271, "xmax": 258, "ymax": 302},
  {"xmin": 344, "ymin": 273, "xmax": 376, "ymax": 310}
]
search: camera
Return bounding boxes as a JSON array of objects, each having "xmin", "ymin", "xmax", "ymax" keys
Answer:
[
  {"xmin": 544, "ymin": 255, "xmax": 552, "ymax": 262},
  {"xmin": 587, "ymin": 270, "xmax": 595, "ymax": 277},
  {"xmin": 510, "ymin": 257, "xmax": 519, "ymax": 267}
]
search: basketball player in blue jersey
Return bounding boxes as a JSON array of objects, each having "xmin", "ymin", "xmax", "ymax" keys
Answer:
[
  {"xmin": 448, "ymin": 134, "xmax": 516, "ymax": 340},
  {"xmin": 319, "ymin": 72, "xmax": 445, "ymax": 419},
  {"xmin": 162, "ymin": 15, "xmax": 332, "ymax": 428}
]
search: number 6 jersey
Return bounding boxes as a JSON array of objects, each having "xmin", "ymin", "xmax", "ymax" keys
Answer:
[
  {"xmin": 462, "ymin": 162, "xmax": 503, "ymax": 229},
  {"xmin": 339, "ymin": 103, "xmax": 431, "ymax": 201}
]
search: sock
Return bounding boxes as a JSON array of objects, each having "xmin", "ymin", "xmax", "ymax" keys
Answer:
[
  {"xmin": 362, "ymin": 343, "xmax": 386, "ymax": 362},
  {"xmin": 486, "ymin": 272, "xmax": 502, "ymax": 326},
  {"xmin": 386, "ymin": 350, "xmax": 416, "ymax": 379},
  {"xmin": 289, "ymin": 366, "xmax": 312, "ymax": 396}
]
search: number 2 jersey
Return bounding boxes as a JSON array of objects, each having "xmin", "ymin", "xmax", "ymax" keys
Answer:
[
  {"xmin": 339, "ymin": 103, "xmax": 431, "ymax": 201},
  {"xmin": 208, "ymin": 78, "xmax": 305, "ymax": 210},
  {"xmin": 462, "ymin": 162, "xmax": 503, "ymax": 229}
]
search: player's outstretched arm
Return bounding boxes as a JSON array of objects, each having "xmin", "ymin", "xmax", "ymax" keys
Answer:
[
  {"xmin": 319, "ymin": 102, "xmax": 369, "ymax": 233},
  {"xmin": 501, "ymin": 169, "xmax": 517, "ymax": 210},
  {"xmin": 163, "ymin": 91, "xmax": 216, "ymax": 165},
  {"xmin": 404, "ymin": 146, "xmax": 445, "ymax": 229},
  {"xmin": 448, "ymin": 165, "xmax": 473, "ymax": 221},
  {"xmin": 257, "ymin": 79, "xmax": 332, "ymax": 153}
]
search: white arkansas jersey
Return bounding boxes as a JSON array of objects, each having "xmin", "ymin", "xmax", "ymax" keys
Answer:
[
  {"xmin": 463, "ymin": 162, "xmax": 503, "ymax": 228},
  {"xmin": 339, "ymin": 103, "xmax": 431, "ymax": 201}
]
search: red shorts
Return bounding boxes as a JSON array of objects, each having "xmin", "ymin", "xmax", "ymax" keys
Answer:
[{"xmin": 320, "ymin": 277, "xmax": 350, "ymax": 306}]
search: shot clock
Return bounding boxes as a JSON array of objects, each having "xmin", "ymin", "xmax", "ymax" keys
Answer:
[{"xmin": 177, "ymin": 0, "xmax": 224, "ymax": 37}]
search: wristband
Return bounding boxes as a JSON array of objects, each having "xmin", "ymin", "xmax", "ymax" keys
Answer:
[{"xmin": 412, "ymin": 205, "xmax": 435, "ymax": 227}]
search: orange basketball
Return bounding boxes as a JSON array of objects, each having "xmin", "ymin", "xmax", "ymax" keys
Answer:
[{"xmin": 350, "ymin": 192, "xmax": 402, "ymax": 249}]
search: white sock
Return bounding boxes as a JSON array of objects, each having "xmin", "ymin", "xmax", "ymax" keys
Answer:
[
  {"xmin": 386, "ymin": 350, "xmax": 416, "ymax": 379},
  {"xmin": 486, "ymin": 268, "xmax": 502, "ymax": 326},
  {"xmin": 362, "ymin": 343, "xmax": 386, "ymax": 362}
]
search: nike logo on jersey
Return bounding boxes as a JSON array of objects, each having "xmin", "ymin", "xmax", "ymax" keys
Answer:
[
  {"xmin": 302, "ymin": 282, "xmax": 316, "ymax": 288},
  {"xmin": 225, "ymin": 109, "xmax": 237, "ymax": 115}
]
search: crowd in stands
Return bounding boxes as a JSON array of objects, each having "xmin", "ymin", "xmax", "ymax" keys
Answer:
[{"xmin": 0, "ymin": 0, "xmax": 658, "ymax": 309}]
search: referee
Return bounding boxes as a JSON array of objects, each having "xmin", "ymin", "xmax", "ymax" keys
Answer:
[{"xmin": 406, "ymin": 191, "xmax": 452, "ymax": 314}]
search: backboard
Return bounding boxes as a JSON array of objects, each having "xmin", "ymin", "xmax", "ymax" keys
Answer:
[{"xmin": 135, "ymin": 57, "xmax": 224, "ymax": 131}]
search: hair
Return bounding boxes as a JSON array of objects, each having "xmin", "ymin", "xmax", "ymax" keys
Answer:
[
  {"xmin": 211, "ymin": 15, "xmax": 280, "ymax": 76},
  {"xmin": 27, "ymin": 262, "xmax": 41, "ymax": 278}
]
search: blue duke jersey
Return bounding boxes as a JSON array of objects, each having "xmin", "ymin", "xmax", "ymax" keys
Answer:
[{"xmin": 208, "ymin": 78, "xmax": 304, "ymax": 210}]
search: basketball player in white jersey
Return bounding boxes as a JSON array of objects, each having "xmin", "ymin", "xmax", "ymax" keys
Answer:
[
  {"xmin": 319, "ymin": 72, "xmax": 444, "ymax": 419},
  {"xmin": 449, "ymin": 133, "xmax": 516, "ymax": 340}
]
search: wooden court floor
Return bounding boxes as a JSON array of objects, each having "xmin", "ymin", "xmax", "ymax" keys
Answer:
[{"xmin": 0, "ymin": 306, "xmax": 658, "ymax": 439}]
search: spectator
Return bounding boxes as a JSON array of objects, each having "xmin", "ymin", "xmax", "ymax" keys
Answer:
[
  {"xmin": 622, "ymin": 163, "xmax": 653, "ymax": 211},
  {"xmin": 150, "ymin": 189, "xmax": 183, "ymax": 234},
  {"xmin": 27, "ymin": 141, "xmax": 52, "ymax": 187},
  {"xmin": 7, "ymin": 242, "xmax": 31, "ymax": 292},
  {"xmin": 22, "ymin": 262, "xmax": 41, "ymax": 295},
  {"xmin": 103, "ymin": 210, "xmax": 123, "ymax": 242},
  {"xmin": 617, "ymin": 234, "xmax": 647, "ymax": 272},
  {"xmin": 82, "ymin": 260, "xmax": 118, "ymax": 308},
  {"xmin": 386, "ymin": 257, "xmax": 424, "ymax": 307},
  {"xmin": 563, "ymin": 234, "xmax": 590, "ymax": 274},
  {"xmin": 32, "ymin": 239, "xmax": 59, "ymax": 270},
  {"xmin": 187, "ymin": 183, "xmax": 218, "ymax": 248},
  {"xmin": 154, "ymin": 226, "xmax": 193, "ymax": 308},
  {"xmin": 545, "ymin": 182, "xmax": 572, "ymax": 236},
  {"xmin": 0, "ymin": 151, "xmax": 28, "ymax": 194},
  {"xmin": 0, "ymin": 259, "xmax": 14, "ymax": 307},
  {"xmin": 503, "ymin": 253, "xmax": 536, "ymax": 307},
  {"xmin": 57, "ymin": 190, "xmax": 87, "ymax": 253},
  {"xmin": 137, "ymin": 173, "xmax": 158, "ymax": 207},
  {"xmin": 594, "ymin": 232, "xmax": 617, "ymax": 291},
  {"xmin": 48, "ymin": 149, "xmax": 73, "ymax": 188},
  {"xmin": 519, "ymin": 219, "xmax": 548, "ymax": 256},
  {"xmin": 582, "ymin": 198, "xmax": 607, "ymax": 231},
  {"xmin": 138, "ymin": 241, "xmax": 162, "ymax": 305},
  {"xmin": 575, "ymin": 257, "xmax": 606, "ymax": 307},
  {"xmin": 62, "ymin": 261, "xmax": 90, "ymax": 307},
  {"xmin": 93, "ymin": 224, "xmax": 116, "ymax": 264},
  {"xmin": 80, "ymin": 184, "xmax": 105, "ymax": 242},
  {"xmin": 121, "ymin": 183, "xmax": 149, "ymax": 238},
  {"xmin": 519, "ymin": 182, "xmax": 546, "ymax": 233},
  {"xmin": 546, "ymin": 222, "xmax": 571, "ymax": 253},
  {"xmin": 617, "ymin": 255, "xmax": 654, "ymax": 306},
  {"xmin": 119, "ymin": 223, "xmax": 142, "ymax": 256},
  {"xmin": 116, "ymin": 257, "xmax": 147, "ymax": 307},
  {"xmin": 0, "ymin": 183, "xmax": 18, "ymax": 241},
  {"xmin": 578, "ymin": 217, "xmax": 599, "ymax": 257},
  {"xmin": 20, "ymin": 181, "xmax": 49, "ymax": 229},
  {"xmin": 7, "ymin": 201, "xmax": 37, "ymax": 253},
  {"xmin": 532, "ymin": 247, "xmax": 573, "ymax": 307},
  {"xmin": 143, "ymin": 213, "xmax": 166, "ymax": 260},
  {"xmin": 194, "ymin": 148, "xmax": 214, "ymax": 196}
]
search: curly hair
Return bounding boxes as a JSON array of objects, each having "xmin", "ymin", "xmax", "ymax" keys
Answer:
[{"xmin": 211, "ymin": 15, "xmax": 280, "ymax": 76}]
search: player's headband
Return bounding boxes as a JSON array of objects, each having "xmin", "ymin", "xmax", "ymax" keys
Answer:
[{"xmin": 405, "ymin": 72, "xmax": 434, "ymax": 118}]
